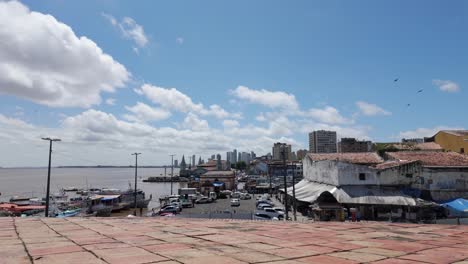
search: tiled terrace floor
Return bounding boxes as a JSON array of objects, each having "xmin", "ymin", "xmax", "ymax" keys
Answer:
[{"xmin": 1, "ymin": 217, "xmax": 467, "ymax": 264}]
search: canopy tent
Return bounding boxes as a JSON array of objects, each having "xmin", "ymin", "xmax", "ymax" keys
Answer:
[
  {"xmin": 213, "ymin": 182, "xmax": 225, "ymax": 187},
  {"xmin": 284, "ymin": 180, "xmax": 417, "ymax": 206},
  {"xmin": 441, "ymin": 198, "xmax": 468, "ymax": 217}
]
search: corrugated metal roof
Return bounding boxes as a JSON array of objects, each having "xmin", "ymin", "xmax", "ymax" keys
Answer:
[
  {"xmin": 387, "ymin": 151, "xmax": 468, "ymax": 167},
  {"xmin": 285, "ymin": 180, "xmax": 417, "ymax": 206},
  {"xmin": 307, "ymin": 152, "xmax": 383, "ymax": 165}
]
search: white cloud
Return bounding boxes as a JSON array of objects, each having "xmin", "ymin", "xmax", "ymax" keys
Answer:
[
  {"xmin": 231, "ymin": 86, "xmax": 299, "ymax": 110},
  {"xmin": 303, "ymin": 106, "xmax": 351, "ymax": 124},
  {"xmin": 399, "ymin": 126, "xmax": 465, "ymax": 139},
  {"xmin": 183, "ymin": 113, "xmax": 209, "ymax": 131},
  {"xmin": 356, "ymin": 101, "xmax": 391, "ymax": 116},
  {"xmin": 432, "ymin": 79, "xmax": 460, "ymax": 93},
  {"xmin": 223, "ymin": 119, "xmax": 240, "ymax": 128},
  {"xmin": 176, "ymin": 37, "xmax": 184, "ymax": 44},
  {"xmin": 135, "ymin": 84, "xmax": 239, "ymax": 119},
  {"xmin": 103, "ymin": 13, "xmax": 148, "ymax": 49},
  {"xmin": 0, "ymin": 1, "xmax": 130, "ymax": 108},
  {"xmin": 105, "ymin": 98, "xmax": 116, "ymax": 105},
  {"xmin": 124, "ymin": 102, "xmax": 171, "ymax": 122}
]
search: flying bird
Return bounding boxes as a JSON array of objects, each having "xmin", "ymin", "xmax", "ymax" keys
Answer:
[
  {"xmin": 394, "ymin": 78, "xmax": 399, "ymax": 82},
  {"xmin": 406, "ymin": 103, "xmax": 411, "ymax": 107},
  {"xmin": 417, "ymin": 89, "xmax": 424, "ymax": 93}
]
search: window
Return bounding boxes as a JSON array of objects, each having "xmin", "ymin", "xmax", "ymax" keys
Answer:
[
  {"xmin": 359, "ymin": 173, "xmax": 366, "ymax": 181},
  {"xmin": 405, "ymin": 173, "xmax": 413, "ymax": 178},
  {"xmin": 461, "ymin": 148, "xmax": 465, "ymax": 154}
]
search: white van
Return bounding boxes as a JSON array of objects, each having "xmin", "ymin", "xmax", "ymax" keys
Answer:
[{"xmin": 209, "ymin": 191, "xmax": 217, "ymax": 200}]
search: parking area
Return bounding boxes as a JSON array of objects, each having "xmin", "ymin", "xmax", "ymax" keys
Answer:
[{"xmin": 179, "ymin": 196, "xmax": 257, "ymax": 218}]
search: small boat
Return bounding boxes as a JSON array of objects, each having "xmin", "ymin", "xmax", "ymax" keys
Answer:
[
  {"xmin": 62, "ymin": 187, "xmax": 79, "ymax": 192},
  {"xmin": 55, "ymin": 208, "xmax": 81, "ymax": 218},
  {"xmin": 0, "ymin": 203, "xmax": 45, "ymax": 215}
]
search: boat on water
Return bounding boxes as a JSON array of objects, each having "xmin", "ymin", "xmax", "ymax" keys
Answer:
[
  {"xmin": 55, "ymin": 208, "xmax": 81, "ymax": 218},
  {"xmin": 0, "ymin": 203, "xmax": 45, "ymax": 216}
]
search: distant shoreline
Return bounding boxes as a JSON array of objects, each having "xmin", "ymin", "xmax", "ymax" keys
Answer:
[{"xmin": 0, "ymin": 166, "xmax": 181, "ymax": 169}]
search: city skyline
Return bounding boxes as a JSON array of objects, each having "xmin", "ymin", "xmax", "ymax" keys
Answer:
[{"xmin": 0, "ymin": 0, "xmax": 466, "ymax": 167}]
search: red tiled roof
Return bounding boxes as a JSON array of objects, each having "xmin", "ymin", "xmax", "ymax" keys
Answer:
[
  {"xmin": 307, "ymin": 152, "xmax": 383, "ymax": 165},
  {"xmin": 414, "ymin": 142, "xmax": 442, "ymax": 150},
  {"xmin": 373, "ymin": 160, "xmax": 420, "ymax": 170},
  {"xmin": 387, "ymin": 151, "xmax": 468, "ymax": 167}
]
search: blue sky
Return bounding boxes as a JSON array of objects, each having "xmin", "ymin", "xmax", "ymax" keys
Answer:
[{"xmin": 0, "ymin": 0, "xmax": 466, "ymax": 166}]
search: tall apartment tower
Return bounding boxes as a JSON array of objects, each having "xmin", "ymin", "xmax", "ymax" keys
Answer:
[
  {"xmin": 272, "ymin": 142, "xmax": 292, "ymax": 160},
  {"xmin": 309, "ymin": 130, "xmax": 337, "ymax": 153}
]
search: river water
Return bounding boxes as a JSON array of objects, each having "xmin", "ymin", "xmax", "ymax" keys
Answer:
[{"xmin": 0, "ymin": 167, "xmax": 184, "ymax": 208}]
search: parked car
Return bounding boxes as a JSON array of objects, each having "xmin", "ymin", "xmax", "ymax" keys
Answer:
[
  {"xmin": 253, "ymin": 212, "xmax": 279, "ymax": 221},
  {"xmin": 272, "ymin": 207, "xmax": 285, "ymax": 214},
  {"xmin": 256, "ymin": 200, "xmax": 274, "ymax": 207},
  {"xmin": 161, "ymin": 203, "xmax": 182, "ymax": 212},
  {"xmin": 230, "ymin": 198, "xmax": 240, "ymax": 207},
  {"xmin": 263, "ymin": 208, "xmax": 284, "ymax": 219},
  {"xmin": 257, "ymin": 203, "xmax": 273, "ymax": 210},
  {"xmin": 158, "ymin": 206, "xmax": 180, "ymax": 215},
  {"xmin": 240, "ymin": 193, "xmax": 251, "ymax": 200},
  {"xmin": 231, "ymin": 192, "xmax": 241, "ymax": 199},
  {"xmin": 195, "ymin": 197, "xmax": 212, "ymax": 204}
]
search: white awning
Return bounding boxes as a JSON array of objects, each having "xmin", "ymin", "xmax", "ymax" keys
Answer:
[{"xmin": 285, "ymin": 180, "xmax": 417, "ymax": 206}]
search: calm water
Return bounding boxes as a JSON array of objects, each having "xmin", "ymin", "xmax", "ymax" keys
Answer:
[{"xmin": 0, "ymin": 167, "xmax": 183, "ymax": 207}]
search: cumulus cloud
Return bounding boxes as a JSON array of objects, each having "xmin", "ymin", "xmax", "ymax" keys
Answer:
[
  {"xmin": 398, "ymin": 126, "xmax": 465, "ymax": 139},
  {"xmin": 135, "ymin": 84, "xmax": 239, "ymax": 119},
  {"xmin": 222, "ymin": 119, "xmax": 240, "ymax": 128},
  {"xmin": 105, "ymin": 98, "xmax": 116, "ymax": 105},
  {"xmin": 0, "ymin": 1, "xmax": 130, "ymax": 108},
  {"xmin": 102, "ymin": 13, "xmax": 148, "ymax": 49},
  {"xmin": 124, "ymin": 102, "xmax": 171, "ymax": 122},
  {"xmin": 356, "ymin": 101, "xmax": 391, "ymax": 116},
  {"xmin": 303, "ymin": 106, "xmax": 351, "ymax": 124},
  {"xmin": 231, "ymin": 86, "xmax": 299, "ymax": 110},
  {"xmin": 432, "ymin": 79, "xmax": 460, "ymax": 93},
  {"xmin": 183, "ymin": 113, "xmax": 209, "ymax": 131}
]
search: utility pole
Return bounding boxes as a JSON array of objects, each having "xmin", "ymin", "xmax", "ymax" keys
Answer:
[
  {"xmin": 281, "ymin": 144, "xmax": 289, "ymax": 221},
  {"xmin": 42, "ymin": 137, "xmax": 61, "ymax": 217},
  {"xmin": 291, "ymin": 161, "xmax": 297, "ymax": 221},
  {"xmin": 131, "ymin": 152, "xmax": 141, "ymax": 216},
  {"xmin": 170, "ymin": 154, "xmax": 175, "ymax": 195}
]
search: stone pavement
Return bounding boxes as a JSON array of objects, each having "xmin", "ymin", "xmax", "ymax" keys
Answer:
[{"xmin": 1, "ymin": 217, "xmax": 468, "ymax": 264}]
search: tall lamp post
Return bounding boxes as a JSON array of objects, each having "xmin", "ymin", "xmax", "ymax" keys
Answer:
[
  {"xmin": 281, "ymin": 144, "xmax": 289, "ymax": 221},
  {"xmin": 131, "ymin": 152, "xmax": 141, "ymax": 216},
  {"xmin": 42, "ymin": 137, "xmax": 61, "ymax": 217},
  {"xmin": 170, "ymin": 154, "xmax": 175, "ymax": 195}
]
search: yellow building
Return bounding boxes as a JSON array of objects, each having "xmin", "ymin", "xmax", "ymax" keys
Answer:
[{"xmin": 429, "ymin": 130, "xmax": 468, "ymax": 154}]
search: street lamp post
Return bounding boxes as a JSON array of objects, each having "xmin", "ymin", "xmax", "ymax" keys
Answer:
[
  {"xmin": 281, "ymin": 144, "xmax": 289, "ymax": 221},
  {"xmin": 291, "ymin": 161, "xmax": 297, "ymax": 221},
  {"xmin": 170, "ymin": 154, "xmax": 175, "ymax": 195},
  {"xmin": 42, "ymin": 137, "xmax": 61, "ymax": 217},
  {"xmin": 131, "ymin": 152, "xmax": 141, "ymax": 216}
]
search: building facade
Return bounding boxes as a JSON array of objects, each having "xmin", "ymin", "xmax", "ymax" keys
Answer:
[
  {"xmin": 339, "ymin": 138, "xmax": 372, "ymax": 153},
  {"xmin": 309, "ymin": 130, "xmax": 337, "ymax": 153},
  {"xmin": 426, "ymin": 130, "xmax": 468, "ymax": 154},
  {"xmin": 272, "ymin": 142, "xmax": 292, "ymax": 160}
]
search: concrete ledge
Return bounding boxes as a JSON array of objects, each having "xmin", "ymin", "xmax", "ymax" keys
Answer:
[{"xmin": 1, "ymin": 217, "xmax": 467, "ymax": 264}]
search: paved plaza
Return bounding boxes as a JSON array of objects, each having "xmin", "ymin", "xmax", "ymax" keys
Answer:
[{"xmin": 1, "ymin": 217, "xmax": 468, "ymax": 264}]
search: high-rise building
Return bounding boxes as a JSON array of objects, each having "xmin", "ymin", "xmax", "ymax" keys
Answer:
[
  {"xmin": 233, "ymin": 149, "xmax": 238, "ymax": 163},
  {"xmin": 180, "ymin": 155, "xmax": 186, "ymax": 171},
  {"xmin": 339, "ymin": 138, "xmax": 372, "ymax": 153},
  {"xmin": 174, "ymin": 159, "xmax": 178, "ymax": 167},
  {"xmin": 192, "ymin": 155, "xmax": 196, "ymax": 167},
  {"xmin": 272, "ymin": 142, "xmax": 292, "ymax": 160},
  {"xmin": 226, "ymin": 152, "xmax": 231, "ymax": 163},
  {"xmin": 240, "ymin": 152, "xmax": 252, "ymax": 163},
  {"xmin": 238, "ymin": 152, "xmax": 241, "ymax": 163},
  {"xmin": 250, "ymin": 151, "xmax": 256, "ymax": 160},
  {"xmin": 309, "ymin": 130, "xmax": 337, "ymax": 153}
]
